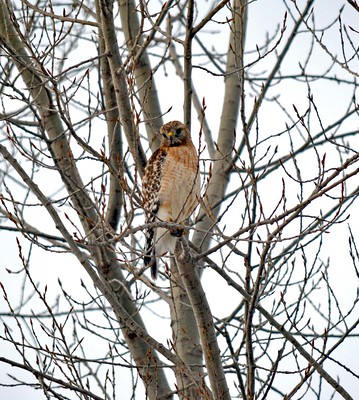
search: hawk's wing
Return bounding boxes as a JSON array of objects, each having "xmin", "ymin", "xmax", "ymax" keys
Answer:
[{"xmin": 142, "ymin": 148, "xmax": 167, "ymax": 279}]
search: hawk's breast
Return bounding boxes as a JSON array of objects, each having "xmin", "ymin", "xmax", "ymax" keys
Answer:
[{"xmin": 159, "ymin": 143, "xmax": 200, "ymax": 222}]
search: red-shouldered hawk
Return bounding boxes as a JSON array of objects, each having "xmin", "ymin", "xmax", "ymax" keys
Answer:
[{"xmin": 142, "ymin": 121, "xmax": 200, "ymax": 279}]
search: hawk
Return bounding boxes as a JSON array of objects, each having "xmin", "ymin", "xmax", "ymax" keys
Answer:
[{"xmin": 142, "ymin": 121, "xmax": 200, "ymax": 279}]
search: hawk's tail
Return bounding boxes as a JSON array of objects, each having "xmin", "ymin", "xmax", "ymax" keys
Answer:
[{"xmin": 144, "ymin": 228, "xmax": 158, "ymax": 279}]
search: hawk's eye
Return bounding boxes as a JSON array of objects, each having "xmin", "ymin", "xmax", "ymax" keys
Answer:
[
  {"xmin": 175, "ymin": 128, "xmax": 182, "ymax": 136},
  {"xmin": 162, "ymin": 133, "xmax": 168, "ymax": 139}
]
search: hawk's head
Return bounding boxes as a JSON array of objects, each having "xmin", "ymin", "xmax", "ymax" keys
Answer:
[{"xmin": 160, "ymin": 121, "xmax": 190, "ymax": 147}]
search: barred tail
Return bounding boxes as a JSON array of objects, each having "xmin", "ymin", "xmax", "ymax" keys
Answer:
[{"xmin": 144, "ymin": 228, "xmax": 158, "ymax": 279}]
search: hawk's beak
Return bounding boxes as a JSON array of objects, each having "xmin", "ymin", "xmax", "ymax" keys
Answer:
[{"xmin": 168, "ymin": 131, "xmax": 174, "ymax": 144}]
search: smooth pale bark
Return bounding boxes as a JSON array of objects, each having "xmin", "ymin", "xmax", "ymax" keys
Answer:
[
  {"xmin": 118, "ymin": 0, "xmax": 163, "ymax": 151},
  {"xmin": 175, "ymin": 240, "xmax": 230, "ymax": 400},
  {"xmin": 183, "ymin": 0, "xmax": 194, "ymax": 127},
  {"xmin": 96, "ymin": 10, "xmax": 124, "ymax": 230},
  {"xmin": 193, "ymin": 0, "xmax": 247, "ymax": 255},
  {"xmin": 98, "ymin": 0, "xmax": 147, "ymax": 177},
  {"xmin": 169, "ymin": 260, "xmax": 208, "ymax": 399}
]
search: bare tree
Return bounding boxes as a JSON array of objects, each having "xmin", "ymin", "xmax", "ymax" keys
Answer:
[{"xmin": 0, "ymin": 0, "xmax": 358, "ymax": 399}]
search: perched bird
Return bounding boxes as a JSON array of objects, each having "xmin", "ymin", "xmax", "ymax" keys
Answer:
[{"xmin": 142, "ymin": 121, "xmax": 200, "ymax": 279}]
